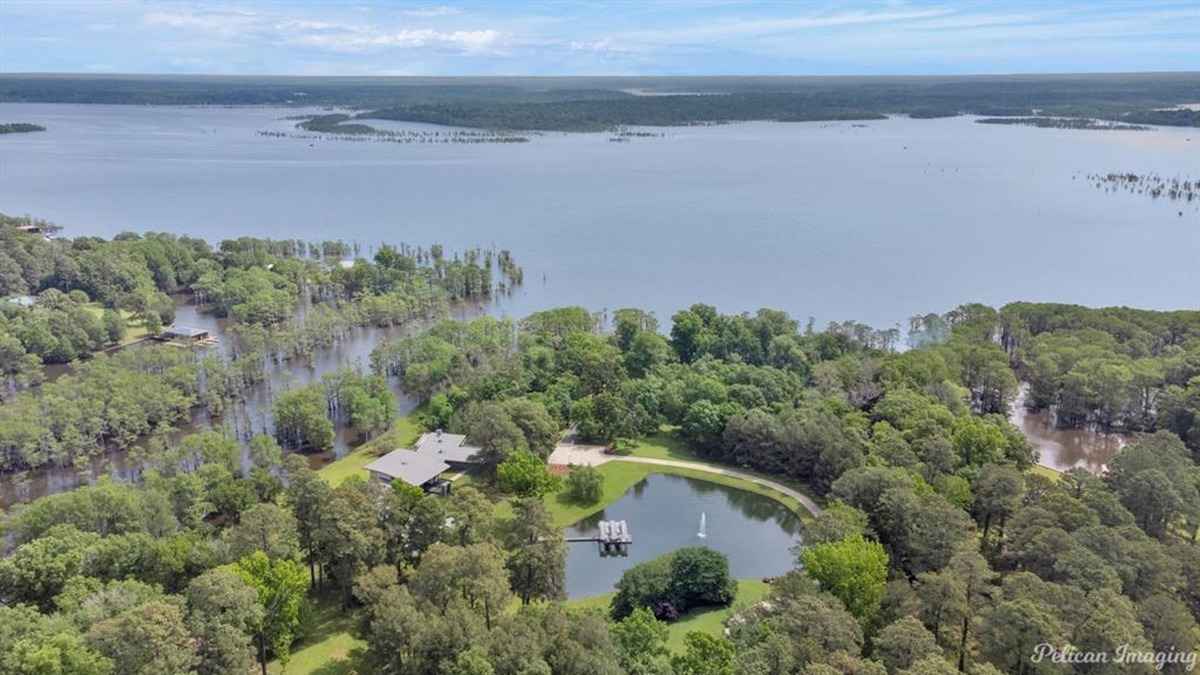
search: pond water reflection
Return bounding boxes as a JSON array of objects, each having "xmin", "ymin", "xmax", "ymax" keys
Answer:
[{"xmin": 563, "ymin": 473, "xmax": 802, "ymax": 599}]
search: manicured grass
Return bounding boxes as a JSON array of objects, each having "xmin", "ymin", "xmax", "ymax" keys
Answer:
[
  {"xmin": 317, "ymin": 412, "xmax": 425, "ymax": 487},
  {"xmin": 82, "ymin": 302, "xmax": 150, "ymax": 345},
  {"xmin": 1029, "ymin": 464, "xmax": 1064, "ymax": 482},
  {"xmin": 268, "ymin": 594, "xmax": 364, "ymax": 674},
  {"xmin": 665, "ymin": 579, "xmax": 769, "ymax": 652},
  {"xmin": 543, "ymin": 461, "xmax": 657, "ymax": 527},
  {"xmin": 627, "ymin": 427, "xmax": 701, "ymax": 462},
  {"xmin": 564, "ymin": 579, "xmax": 770, "ymax": 653}
]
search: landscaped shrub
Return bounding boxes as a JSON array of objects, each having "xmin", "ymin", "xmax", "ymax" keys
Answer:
[
  {"xmin": 610, "ymin": 547, "xmax": 736, "ymax": 621},
  {"xmin": 564, "ymin": 465, "xmax": 604, "ymax": 504}
]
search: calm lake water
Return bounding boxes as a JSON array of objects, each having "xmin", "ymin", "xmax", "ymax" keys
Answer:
[
  {"xmin": 563, "ymin": 473, "xmax": 802, "ymax": 599},
  {"xmin": 2, "ymin": 103, "xmax": 1196, "ymax": 499},
  {"xmin": 2, "ymin": 103, "xmax": 1198, "ymax": 331}
]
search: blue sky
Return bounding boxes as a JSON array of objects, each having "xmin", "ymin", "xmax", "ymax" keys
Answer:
[{"xmin": 3, "ymin": 1, "xmax": 1198, "ymax": 76}]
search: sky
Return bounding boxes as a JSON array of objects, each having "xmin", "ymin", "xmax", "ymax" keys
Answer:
[{"xmin": 2, "ymin": 1, "xmax": 1198, "ymax": 77}]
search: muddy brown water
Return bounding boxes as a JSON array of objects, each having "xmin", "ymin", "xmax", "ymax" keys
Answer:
[{"xmin": 1008, "ymin": 385, "xmax": 1128, "ymax": 474}]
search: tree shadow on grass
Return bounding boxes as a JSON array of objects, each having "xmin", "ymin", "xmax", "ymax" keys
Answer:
[{"xmin": 307, "ymin": 647, "xmax": 367, "ymax": 675}]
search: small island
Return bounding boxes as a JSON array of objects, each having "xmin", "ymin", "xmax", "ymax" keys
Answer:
[
  {"xmin": 0, "ymin": 122, "xmax": 46, "ymax": 134},
  {"xmin": 260, "ymin": 113, "xmax": 530, "ymax": 144}
]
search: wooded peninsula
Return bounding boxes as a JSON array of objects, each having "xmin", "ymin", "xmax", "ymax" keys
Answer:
[
  {"xmin": 2, "ymin": 212, "xmax": 1200, "ymax": 675},
  {"xmin": 2, "ymin": 73, "xmax": 1198, "ymax": 131}
]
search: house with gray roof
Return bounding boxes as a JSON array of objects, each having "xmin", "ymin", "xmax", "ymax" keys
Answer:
[
  {"xmin": 364, "ymin": 430, "xmax": 485, "ymax": 493},
  {"xmin": 365, "ymin": 450, "xmax": 451, "ymax": 490},
  {"xmin": 414, "ymin": 431, "xmax": 484, "ymax": 465}
]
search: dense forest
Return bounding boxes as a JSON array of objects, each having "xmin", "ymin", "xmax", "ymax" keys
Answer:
[
  {"xmin": 2, "ymin": 73, "xmax": 1199, "ymax": 130},
  {"xmin": 0, "ymin": 214, "xmax": 522, "ymax": 472},
  {"xmin": 4, "ymin": 289, "xmax": 1200, "ymax": 673},
  {"xmin": 997, "ymin": 303, "xmax": 1200, "ymax": 447},
  {"xmin": 4, "ymin": 212, "xmax": 1200, "ymax": 672}
]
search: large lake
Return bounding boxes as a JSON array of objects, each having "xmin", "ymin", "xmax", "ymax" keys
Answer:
[
  {"xmin": 2, "ymin": 103, "xmax": 1197, "ymax": 330},
  {"xmin": 563, "ymin": 473, "xmax": 802, "ymax": 599}
]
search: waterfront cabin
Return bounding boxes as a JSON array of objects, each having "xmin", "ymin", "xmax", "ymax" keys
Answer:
[
  {"xmin": 3, "ymin": 295, "xmax": 35, "ymax": 309},
  {"xmin": 365, "ymin": 450, "xmax": 453, "ymax": 494},
  {"xmin": 159, "ymin": 325, "xmax": 214, "ymax": 345},
  {"xmin": 11, "ymin": 222, "xmax": 62, "ymax": 239}
]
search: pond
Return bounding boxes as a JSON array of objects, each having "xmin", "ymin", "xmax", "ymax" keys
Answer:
[{"xmin": 563, "ymin": 473, "xmax": 803, "ymax": 599}]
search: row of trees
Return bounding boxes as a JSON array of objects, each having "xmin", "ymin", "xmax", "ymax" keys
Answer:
[
  {"xmin": 999, "ymin": 302, "xmax": 1200, "ymax": 447},
  {"xmin": 1, "ymin": 214, "xmax": 530, "ymax": 477}
]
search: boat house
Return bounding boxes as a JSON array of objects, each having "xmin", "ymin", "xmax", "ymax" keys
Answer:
[
  {"xmin": 158, "ymin": 325, "xmax": 214, "ymax": 345},
  {"xmin": 364, "ymin": 430, "xmax": 484, "ymax": 494}
]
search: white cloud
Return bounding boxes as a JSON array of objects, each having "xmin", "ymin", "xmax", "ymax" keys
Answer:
[
  {"xmin": 143, "ymin": 8, "xmax": 262, "ymax": 37},
  {"xmin": 291, "ymin": 27, "xmax": 502, "ymax": 53},
  {"xmin": 402, "ymin": 6, "xmax": 462, "ymax": 18},
  {"xmin": 615, "ymin": 7, "xmax": 956, "ymax": 46},
  {"xmin": 139, "ymin": 4, "xmax": 501, "ymax": 55}
]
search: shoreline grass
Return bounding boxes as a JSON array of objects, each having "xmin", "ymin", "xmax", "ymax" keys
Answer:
[
  {"xmin": 316, "ymin": 411, "xmax": 425, "ymax": 487},
  {"xmin": 627, "ymin": 429, "xmax": 821, "ymax": 519},
  {"xmin": 1029, "ymin": 463, "xmax": 1064, "ymax": 482}
]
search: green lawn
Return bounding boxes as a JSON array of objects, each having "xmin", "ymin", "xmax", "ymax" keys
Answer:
[
  {"xmin": 627, "ymin": 429, "xmax": 819, "ymax": 521},
  {"xmin": 1029, "ymin": 464, "xmax": 1064, "ymax": 483},
  {"xmin": 626, "ymin": 427, "xmax": 701, "ymax": 462},
  {"xmin": 542, "ymin": 461, "xmax": 658, "ymax": 526},
  {"xmin": 269, "ymin": 594, "xmax": 364, "ymax": 674},
  {"xmin": 317, "ymin": 412, "xmax": 425, "ymax": 487},
  {"xmin": 564, "ymin": 579, "xmax": 770, "ymax": 653},
  {"xmin": 82, "ymin": 302, "xmax": 151, "ymax": 346}
]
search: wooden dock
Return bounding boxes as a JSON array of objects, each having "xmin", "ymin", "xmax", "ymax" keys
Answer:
[{"xmin": 565, "ymin": 520, "xmax": 633, "ymax": 556}]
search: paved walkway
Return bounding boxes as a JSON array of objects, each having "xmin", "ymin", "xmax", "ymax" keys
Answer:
[{"xmin": 549, "ymin": 443, "xmax": 823, "ymax": 517}]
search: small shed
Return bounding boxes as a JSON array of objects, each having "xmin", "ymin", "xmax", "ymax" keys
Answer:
[{"xmin": 365, "ymin": 449, "xmax": 452, "ymax": 492}]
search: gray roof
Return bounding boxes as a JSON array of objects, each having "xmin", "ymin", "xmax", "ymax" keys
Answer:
[
  {"xmin": 365, "ymin": 449, "xmax": 450, "ymax": 486},
  {"xmin": 4, "ymin": 295, "xmax": 34, "ymax": 308},
  {"xmin": 163, "ymin": 325, "xmax": 209, "ymax": 338},
  {"xmin": 415, "ymin": 432, "xmax": 483, "ymax": 464}
]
